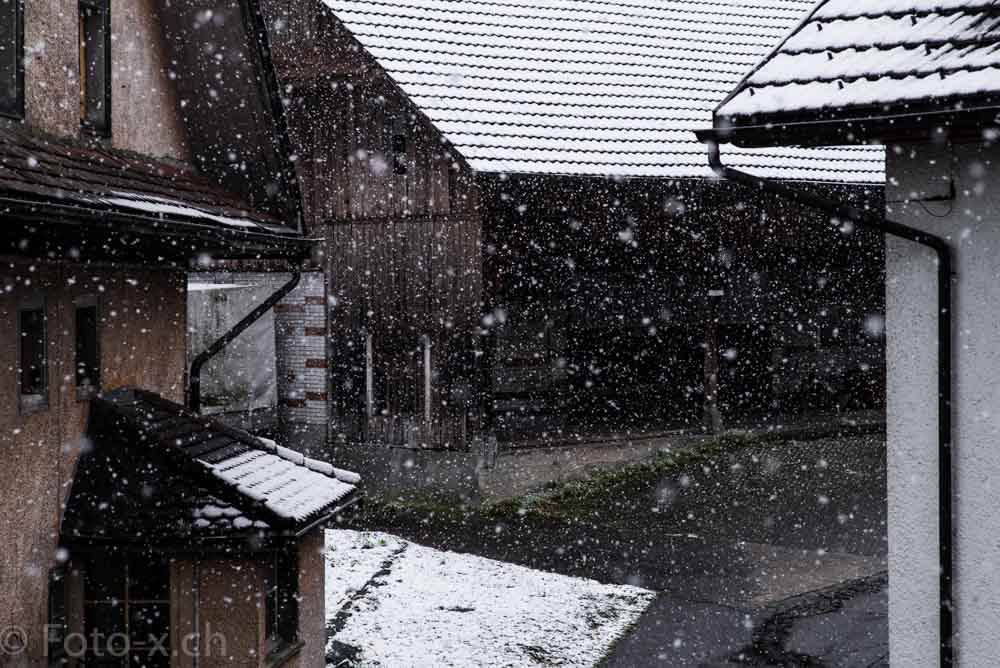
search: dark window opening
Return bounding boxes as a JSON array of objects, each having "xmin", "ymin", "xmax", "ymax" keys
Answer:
[
  {"xmin": 264, "ymin": 546, "xmax": 299, "ymax": 654},
  {"xmin": 79, "ymin": 0, "xmax": 110, "ymax": 135},
  {"xmin": 83, "ymin": 550, "xmax": 170, "ymax": 668},
  {"xmin": 0, "ymin": 0, "xmax": 23, "ymax": 117},
  {"xmin": 390, "ymin": 115, "xmax": 408, "ymax": 175},
  {"xmin": 48, "ymin": 568, "xmax": 68, "ymax": 666},
  {"xmin": 18, "ymin": 304, "xmax": 47, "ymax": 412},
  {"xmin": 75, "ymin": 303, "xmax": 100, "ymax": 395}
]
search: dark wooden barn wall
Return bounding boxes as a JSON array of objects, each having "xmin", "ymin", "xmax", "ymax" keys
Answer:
[
  {"xmin": 479, "ymin": 173, "xmax": 886, "ymax": 442},
  {"xmin": 264, "ymin": 1, "xmax": 484, "ymax": 447}
]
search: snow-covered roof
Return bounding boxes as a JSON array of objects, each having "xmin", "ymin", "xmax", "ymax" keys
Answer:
[
  {"xmin": 716, "ymin": 1, "xmax": 1000, "ymax": 126},
  {"xmin": 62, "ymin": 389, "xmax": 360, "ymax": 542},
  {"xmin": 324, "ymin": 0, "xmax": 883, "ymax": 183}
]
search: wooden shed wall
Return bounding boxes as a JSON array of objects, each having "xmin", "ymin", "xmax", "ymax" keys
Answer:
[{"xmin": 263, "ymin": 0, "xmax": 484, "ymax": 447}]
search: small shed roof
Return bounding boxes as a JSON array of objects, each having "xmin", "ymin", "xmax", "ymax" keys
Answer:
[
  {"xmin": 62, "ymin": 389, "xmax": 359, "ymax": 545},
  {"xmin": 714, "ymin": 1, "xmax": 1000, "ymax": 144},
  {"xmin": 324, "ymin": 0, "xmax": 883, "ymax": 182}
]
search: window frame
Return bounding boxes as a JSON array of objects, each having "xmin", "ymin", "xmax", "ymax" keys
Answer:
[
  {"xmin": 263, "ymin": 545, "xmax": 300, "ymax": 656},
  {"xmin": 74, "ymin": 296, "xmax": 101, "ymax": 400},
  {"xmin": 0, "ymin": 0, "xmax": 25, "ymax": 119},
  {"xmin": 78, "ymin": 0, "xmax": 111, "ymax": 137},
  {"xmin": 47, "ymin": 567, "xmax": 68, "ymax": 666},
  {"xmin": 82, "ymin": 550, "xmax": 171, "ymax": 665},
  {"xmin": 17, "ymin": 297, "xmax": 49, "ymax": 415}
]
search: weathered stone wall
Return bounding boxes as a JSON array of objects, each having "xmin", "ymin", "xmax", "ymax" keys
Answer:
[
  {"xmin": 0, "ymin": 257, "xmax": 186, "ymax": 663},
  {"xmin": 20, "ymin": 0, "xmax": 189, "ymax": 159}
]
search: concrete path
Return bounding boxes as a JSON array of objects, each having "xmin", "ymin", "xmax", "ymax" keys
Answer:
[
  {"xmin": 354, "ymin": 434, "xmax": 889, "ymax": 666},
  {"xmin": 604, "ymin": 574, "xmax": 888, "ymax": 667}
]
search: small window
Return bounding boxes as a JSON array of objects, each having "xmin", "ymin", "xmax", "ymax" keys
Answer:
[
  {"xmin": 47, "ymin": 568, "xmax": 68, "ymax": 666},
  {"xmin": 79, "ymin": 0, "xmax": 110, "ymax": 135},
  {"xmin": 83, "ymin": 550, "xmax": 170, "ymax": 666},
  {"xmin": 263, "ymin": 547, "xmax": 299, "ymax": 653},
  {"xmin": 0, "ymin": 0, "xmax": 23, "ymax": 118},
  {"xmin": 18, "ymin": 303, "xmax": 48, "ymax": 413},
  {"xmin": 75, "ymin": 302, "xmax": 100, "ymax": 396},
  {"xmin": 390, "ymin": 115, "xmax": 407, "ymax": 175}
]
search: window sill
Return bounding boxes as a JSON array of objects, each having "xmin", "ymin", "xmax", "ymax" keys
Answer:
[
  {"xmin": 264, "ymin": 640, "xmax": 304, "ymax": 668},
  {"xmin": 76, "ymin": 385, "xmax": 99, "ymax": 402},
  {"xmin": 19, "ymin": 394, "xmax": 49, "ymax": 416}
]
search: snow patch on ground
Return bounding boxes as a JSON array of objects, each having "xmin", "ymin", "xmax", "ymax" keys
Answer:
[{"xmin": 325, "ymin": 529, "xmax": 655, "ymax": 667}]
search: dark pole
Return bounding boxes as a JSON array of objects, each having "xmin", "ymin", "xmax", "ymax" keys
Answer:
[
  {"xmin": 188, "ymin": 272, "xmax": 302, "ymax": 413},
  {"xmin": 702, "ymin": 139, "xmax": 954, "ymax": 667}
]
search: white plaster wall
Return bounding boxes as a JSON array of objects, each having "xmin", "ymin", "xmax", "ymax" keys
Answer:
[{"xmin": 886, "ymin": 140, "xmax": 1000, "ymax": 665}]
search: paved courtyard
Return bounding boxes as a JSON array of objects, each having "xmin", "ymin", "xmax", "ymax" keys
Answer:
[{"xmin": 340, "ymin": 434, "xmax": 888, "ymax": 666}]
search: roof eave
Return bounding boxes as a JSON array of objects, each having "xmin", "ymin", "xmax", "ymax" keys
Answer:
[
  {"xmin": 706, "ymin": 101, "xmax": 1000, "ymax": 149},
  {"xmin": 293, "ymin": 492, "xmax": 363, "ymax": 538},
  {"xmin": 0, "ymin": 196, "xmax": 316, "ymax": 263}
]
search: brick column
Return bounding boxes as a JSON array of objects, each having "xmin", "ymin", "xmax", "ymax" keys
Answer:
[{"xmin": 274, "ymin": 271, "xmax": 330, "ymax": 455}]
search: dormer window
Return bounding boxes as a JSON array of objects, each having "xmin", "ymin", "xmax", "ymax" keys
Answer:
[
  {"xmin": 0, "ymin": 0, "xmax": 24, "ymax": 118},
  {"xmin": 79, "ymin": 0, "xmax": 111, "ymax": 135}
]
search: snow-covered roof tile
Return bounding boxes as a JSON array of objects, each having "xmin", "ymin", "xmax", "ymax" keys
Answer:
[
  {"xmin": 62, "ymin": 389, "xmax": 360, "ymax": 543},
  {"xmin": 324, "ymin": 0, "xmax": 883, "ymax": 182},
  {"xmin": 716, "ymin": 1, "xmax": 1000, "ymax": 125}
]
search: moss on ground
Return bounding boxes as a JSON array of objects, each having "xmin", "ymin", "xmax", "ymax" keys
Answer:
[{"xmin": 355, "ymin": 433, "xmax": 785, "ymax": 527}]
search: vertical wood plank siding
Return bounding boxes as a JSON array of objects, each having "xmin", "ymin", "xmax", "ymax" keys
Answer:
[{"xmin": 264, "ymin": 2, "xmax": 484, "ymax": 447}]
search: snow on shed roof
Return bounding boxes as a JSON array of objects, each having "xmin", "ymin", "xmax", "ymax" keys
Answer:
[
  {"xmin": 324, "ymin": 0, "xmax": 883, "ymax": 183},
  {"xmin": 63, "ymin": 389, "xmax": 359, "ymax": 543},
  {"xmin": 717, "ymin": 1, "xmax": 1000, "ymax": 126}
]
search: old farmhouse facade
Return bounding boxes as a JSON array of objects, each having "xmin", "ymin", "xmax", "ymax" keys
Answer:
[
  {"xmin": 0, "ymin": 0, "xmax": 357, "ymax": 665},
  {"xmin": 237, "ymin": 0, "xmax": 891, "ymax": 496}
]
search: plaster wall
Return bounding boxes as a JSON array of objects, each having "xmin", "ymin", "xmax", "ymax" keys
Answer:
[
  {"xmin": 193, "ymin": 558, "xmax": 266, "ymax": 667},
  {"xmin": 0, "ymin": 258, "xmax": 186, "ymax": 663},
  {"xmin": 885, "ymin": 140, "xmax": 1000, "ymax": 665},
  {"xmin": 291, "ymin": 529, "xmax": 327, "ymax": 668},
  {"xmin": 20, "ymin": 0, "xmax": 189, "ymax": 159}
]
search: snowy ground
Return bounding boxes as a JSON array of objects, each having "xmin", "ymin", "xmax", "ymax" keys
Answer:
[{"xmin": 325, "ymin": 529, "xmax": 656, "ymax": 667}]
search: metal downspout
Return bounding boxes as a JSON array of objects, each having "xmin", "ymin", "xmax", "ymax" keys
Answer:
[
  {"xmin": 702, "ymin": 140, "xmax": 955, "ymax": 667},
  {"xmin": 188, "ymin": 272, "xmax": 302, "ymax": 413}
]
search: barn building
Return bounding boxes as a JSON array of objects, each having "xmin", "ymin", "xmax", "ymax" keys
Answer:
[{"xmin": 256, "ymin": 0, "xmax": 887, "ymax": 496}]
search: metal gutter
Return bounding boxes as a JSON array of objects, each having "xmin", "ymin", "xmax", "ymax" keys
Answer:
[
  {"xmin": 188, "ymin": 272, "xmax": 302, "ymax": 412},
  {"xmin": 0, "ymin": 194, "xmax": 316, "ymax": 256},
  {"xmin": 707, "ymin": 102, "xmax": 1000, "ymax": 149},
  {"xmin": 698, "ymin": 136, "xmax": 955, "ymax": 667}
]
